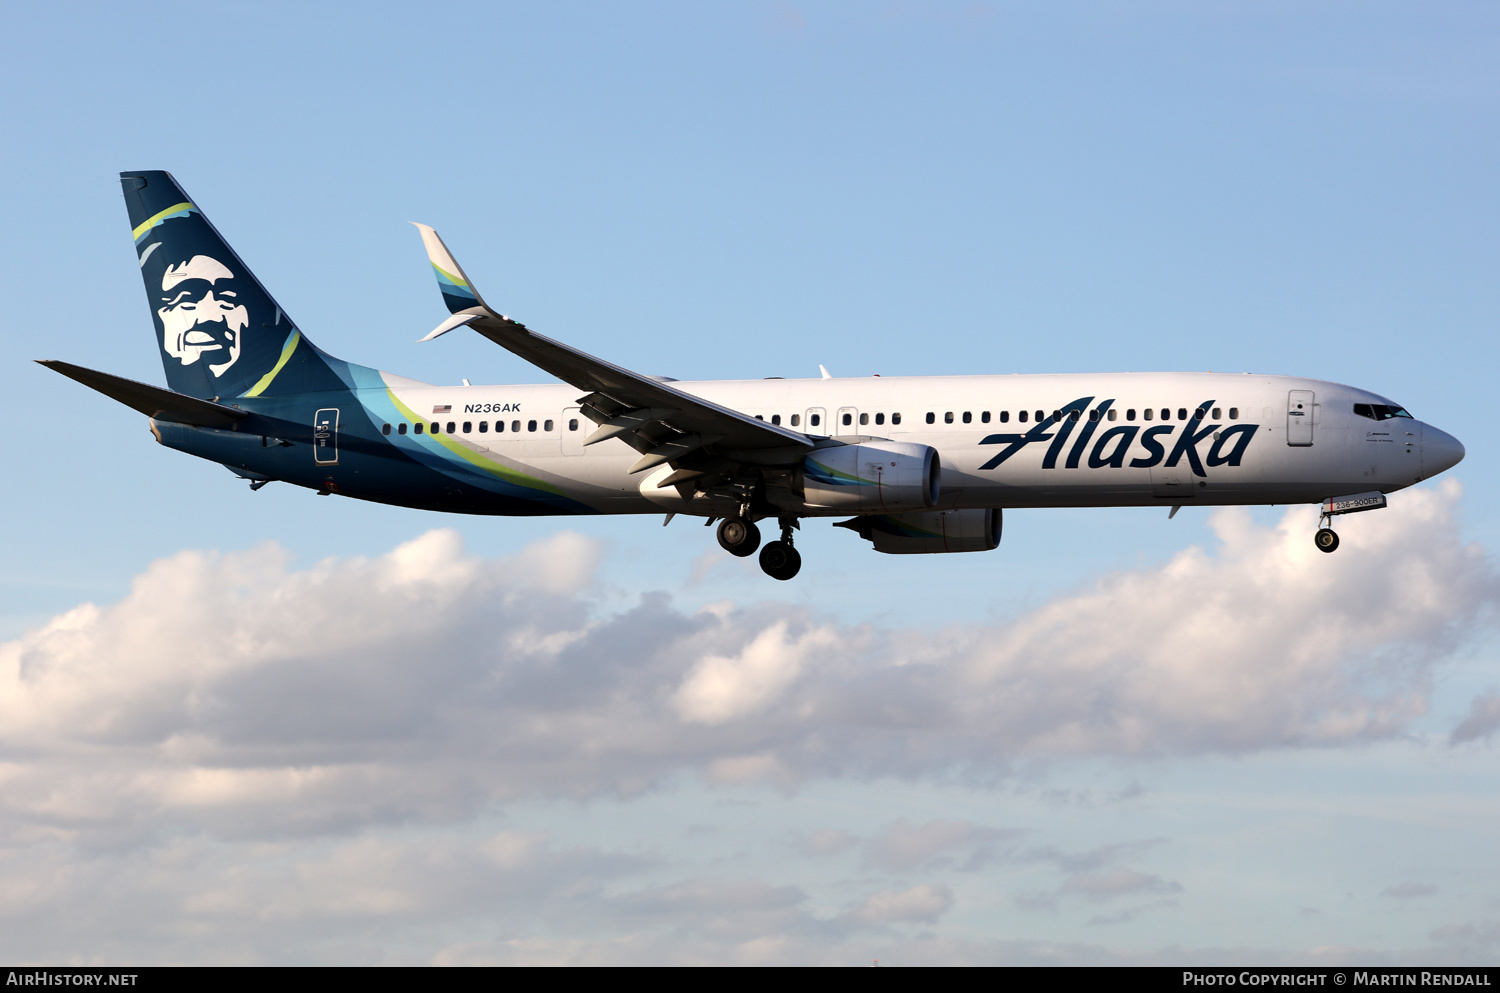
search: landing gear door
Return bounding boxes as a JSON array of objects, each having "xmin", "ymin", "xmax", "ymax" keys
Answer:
[
  {"xmin": 314, "ymin": 408, "xmax": 339, "ymax": 465},
  {"xmin": 1287, "ymin": 391, "xmax": 1315, "ymax": 447}
]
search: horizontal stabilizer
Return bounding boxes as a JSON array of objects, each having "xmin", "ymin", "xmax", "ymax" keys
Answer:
[{"xmin": 37, "ymin": 360, "xmax": 250, "ymax": 428}]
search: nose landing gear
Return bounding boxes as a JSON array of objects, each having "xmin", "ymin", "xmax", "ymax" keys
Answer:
[
  {"xmin": 758, "ymin": 517, "xmax": 802, "ymax": 580},
  {"xmin": 1314, "ymin": 527, "xmax": 1340, "ymax": 553}
]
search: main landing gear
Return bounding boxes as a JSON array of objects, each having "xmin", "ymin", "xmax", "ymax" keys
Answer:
[
  {"xmin": 759, "ymin": 518, "xmax": 802, "ymax": 581},
  {"xmin": 716, "ymin": 516, "xmax": 761, "ymax": 557},
  {"xmin": 715, "ymin": 516, "xmax": 802, "ymax": 580}
]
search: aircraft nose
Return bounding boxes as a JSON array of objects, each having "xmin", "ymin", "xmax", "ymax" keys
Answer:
[{"xmin": 1422, "ymin": 424, "xmax": 1465, "ymax": 477}]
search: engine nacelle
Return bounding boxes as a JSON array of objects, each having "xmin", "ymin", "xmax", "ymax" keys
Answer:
[
  {"xmin": 801, "ymin": 442, "xmax": 940, "ymax": 513},
  {"xmin": 839, "ymin": 509, "xmax": 1002, "ymax": 554}
]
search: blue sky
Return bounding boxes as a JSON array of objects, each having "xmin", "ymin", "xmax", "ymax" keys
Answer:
[{"xmin": 1, "ymin": 0, "xmax": 1498, "ymax": 964}]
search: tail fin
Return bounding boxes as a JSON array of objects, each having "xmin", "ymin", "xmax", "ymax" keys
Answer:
[{"xmin": 121, "ymin": 171, "xmax": 327, "ymax": 399}]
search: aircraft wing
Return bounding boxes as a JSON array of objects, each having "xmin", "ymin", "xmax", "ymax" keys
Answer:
[
  {"xmin": 38, "ymin": 360, "xmax": 250, "ymax": 428},
  {"xmin": 412, "ymin": 224, "xmax": 813, "ymax": 476}
]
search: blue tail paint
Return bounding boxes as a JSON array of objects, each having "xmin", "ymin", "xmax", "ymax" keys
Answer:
[{"xmin": 121, "ymin": 171, "xmax": 345, "ymax": 400}]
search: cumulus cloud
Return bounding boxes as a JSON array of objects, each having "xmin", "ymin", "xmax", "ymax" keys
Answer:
[
  {"xmin": 0, "ymin": 482, "xmax": 1487, "ymax": 846},
  {"xmin": 0, "ymin": 483, "xmax": 1492, "ymax": 961}
]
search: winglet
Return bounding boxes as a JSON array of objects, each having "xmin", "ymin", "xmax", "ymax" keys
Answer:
[
  {"xmin": 418, "ymin": 312, "xmax": 482, "ymax": 342},
  {"xmin": 412, "ymin": 222, "xmax": 490, "ymax": 315}
]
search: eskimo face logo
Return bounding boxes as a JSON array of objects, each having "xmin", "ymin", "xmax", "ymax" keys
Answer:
[{"xmin": 157, "ymin": 255, "xmax": 249, "ymax": 377}]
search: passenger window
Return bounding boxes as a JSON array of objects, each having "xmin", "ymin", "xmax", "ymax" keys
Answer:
[
  {"xmin": 414, "ymin": 423, "xmax": 424, "ymax": 435},
  {"xmin": 544, "ymin": 419, "xmax": 554, "ymax": 431},
  {"xmin": 569, "ymin": 419, "xmax": 578, "ymax": 430},
  {"xmin": 926, "ymin": 412, "xmax": 936, "ymax": 424},
  {"xmin": 1088, "ymin": 409, "xmax": 1099, "ymax": 422},
  {"xmin": 1019, "ymin": 410, "xmax": 1029, "ymax": 423},
  {"xmin": 1160, "ymin": 408, "xmax": 1169, "ymax": 420},
  {"xmin": 1069, "ymin": 410, "xmax": 1080, "ymax": 422},
  {"xmin": 892, "ymin": 413, "xmax": 901, "ymax": 425},
  {"xmin": 429, "ymin": 423, "xmax": 439, "ymax": 434},
  {"xmin": 945, "ymin": 412, "xmax": 954, "ymax": 424},
  {"xmin": 1177, "ymin": 408, "xmax": 1187, "ymax": 421},
  {"xmin": 981, "ymin": 411, "xmax": 990, "ymax": 423},
  {"xmin": 756, "ymin": 414, "xmax": 764, "ymax": 421},
  {"xmin": 1040, "ymin": 410, "xmax": 1048, "ymax": 422},
  {"xmin": 842, "ymin": 413, "xmax": 852, "ymax": 426},
  {"xmin": 382, "ymin": 423, "xmax": 391, "ymax": 436},
  {"xmin": 772, "ymin": 414, "xmax": 781, "ymax": 425},
  {"xmin": 463, "ymin": 421, "xmax": 472, "ymax": 433},
  {"xmin": 446, "ymin": 421, "xmax": 455, "ymax": 433},
  {"xmin": 1126, "ymin": 409, "xmax": 1136, "ymax": 421},
  {"xmin": 495, "ymin": 420, "xmax": 504, "ymax": 433},
  {"xmin": 1144, "ymin": 408, "xmax": 1153, "ymax": 421},
  {"xmin": 874, "ymin": 413, "xmax": 884, "ymax": 425},
  {"xmin": 1192, "ymin": 408, "xmax": 1204, "ymax": 421},
  {"xmin": 479, "ymin": 421, "xmax": 488, "ymax": 433},
  {"xmin": 398, "ymin": 423, "xmax": 408, "ymax": 435},
  {"xmin": 1107, "ymin": 409, "xmax": 1117, "ymax": 421},
  {"xmin": 1229, "ymin": 408, "xmax": 1239, "ymax": 420},
  {"xmin": 810, "ymin": 413, "xmax": 821, "ymax": 427},
  {"xmin": 791, "ymin": 414, "xmax": 801, "ymax": 426},
  {"xmin": 528, "ymin": 420, "xmax": 538, "ymax": 432},
  {"xmin": 1000, "ymin": 411, "xmax": 1009, "ymax": 423},
  {"xmin": 860, "ymin": 412, "xmax": 869, "ymax": 425},
  {"xmin": 962, "ymin": 411, "xmax": 972, "ymax": 424},
  {"xmin": 511, "ymin": 420, "xmax": 520, "ymax": 432},
  {"xmin": 1211, "ymin": 408, "xmax": 1220, "ymax": 420}
]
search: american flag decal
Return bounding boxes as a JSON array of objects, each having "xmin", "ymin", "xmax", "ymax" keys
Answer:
[{"xmin": 432, "ymin": 405, "xmax": 452, "ymax": 414}]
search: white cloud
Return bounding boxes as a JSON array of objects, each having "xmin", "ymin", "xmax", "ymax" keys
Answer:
[
  {"xmin": 847, "ymin": 884, "xmax": 954, "ymax": 925},
  {"xmin": 0, "ymin": 484, "xmax": 1493, "ymax": 961},
  {"xmin": 0, "ymin": 484, "xmax": 1488, "ymax": 845}
]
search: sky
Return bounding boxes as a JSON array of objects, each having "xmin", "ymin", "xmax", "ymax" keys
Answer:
[{"xmin": 1, "ymin": 0, "xmax": 1498, "ymax": 965}]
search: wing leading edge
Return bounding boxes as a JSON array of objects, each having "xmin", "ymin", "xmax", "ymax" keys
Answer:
[{"xmin": 411, "ymin": 224, "xmax": 813, "ymax": 481}]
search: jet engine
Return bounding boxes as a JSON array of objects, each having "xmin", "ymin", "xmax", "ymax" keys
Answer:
[
  {"xmin": 838, "ymin": 508, "xmax": 1002, "ymax": 554},
  {"xmin": 800, "ymin": 442, "xmax": 940, "ymax": 513}
]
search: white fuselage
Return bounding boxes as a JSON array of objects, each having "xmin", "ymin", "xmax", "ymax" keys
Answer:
[{"xmin": 378, "ymin": 370, "xmax": 1461, "ymax": 516}]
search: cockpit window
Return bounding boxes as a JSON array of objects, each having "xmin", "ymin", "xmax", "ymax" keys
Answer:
[{"xmin": 1355, "ymin": 402, "xmax": 1414, "ymax": 421}]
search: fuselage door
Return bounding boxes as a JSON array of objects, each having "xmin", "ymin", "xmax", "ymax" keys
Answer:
[
  {"xmin": 1287, "ymin": 390, "xmax": 1315, "ymax": 447},
  {"xmin": 314, "ymin": 408, "xmax": 339, "ymax": 465},
  {"xmin": 835, "ymin": 406, "xmax": 860, "ymax": 437}
]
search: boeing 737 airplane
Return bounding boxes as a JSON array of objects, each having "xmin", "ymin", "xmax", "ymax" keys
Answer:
[{"xmin": 42, "ymin": 172, "xmax": 1466, "ymax": 580}]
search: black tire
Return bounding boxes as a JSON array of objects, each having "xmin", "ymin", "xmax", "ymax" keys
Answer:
[
  {"xmin": 758, "ymin": 540, "xmax": 802, "ymax": 580},
  {"xmin": 717, "ymin": 517, "xmax": 761, "ymax": 557},
  {"xmin": 1315, "ymin": 528, "xmax": 1340, "ymax": 553}
]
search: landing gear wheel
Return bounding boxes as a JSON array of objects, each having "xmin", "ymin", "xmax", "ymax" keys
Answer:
[
  {"xmin": 759, "ymin": 540, "xmax": 802, "ymax": 580},
  {"xmin": 1314, "ymin": 528, "xmax": 1340, "ymax": 553},
  {"xmin": 717, "ymin": 517, "xmax": 761, "ymax": 557}
]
